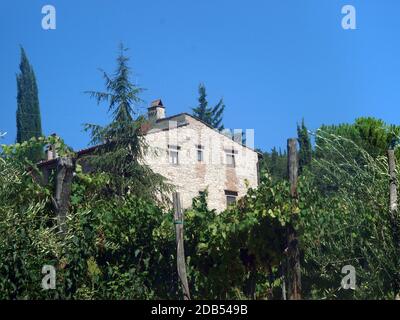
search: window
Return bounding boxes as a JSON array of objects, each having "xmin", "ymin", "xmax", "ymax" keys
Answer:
[
  {"xmin": 225, "ymin": 190, "xmax": 238, "ymax": 207},
  {"xmin": 170, "ymin": 150, "xmax": 178, "ymax": 165},
  {"xmin": 196, "ymin": 145, "xmax": 204, "ymax": 162},
  {"xmin": 226, "ymin": 195, "xmax": 236, "ymax": 206},
  {"xmin": 226, "ymin": 153, "xmax": 236, "ymax": 168},
  {"xmin": 225, "ymin": 149, "xmax": 237, "ymax": 168},
  {"xmin": 197, "ymin": 150, "xmax": 203, "ymax": 162},
  {"xmin": 168, "ymin": 145, "xmax": 180, "ymax": 165}
]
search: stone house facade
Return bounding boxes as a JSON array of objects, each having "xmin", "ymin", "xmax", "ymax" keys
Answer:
[{"xmin": 144, "ymin": 99, "xmax": 260, "ymax": 212}]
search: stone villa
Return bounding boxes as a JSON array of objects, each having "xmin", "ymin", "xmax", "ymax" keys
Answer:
[{"xmin": 143, "ymin": 99, "xmax": 260, "ymax": 211}]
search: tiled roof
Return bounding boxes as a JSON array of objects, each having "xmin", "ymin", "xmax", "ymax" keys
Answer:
[{"xmin": 37, "ymin": 111, "xmax": 262, "ymax": 169}]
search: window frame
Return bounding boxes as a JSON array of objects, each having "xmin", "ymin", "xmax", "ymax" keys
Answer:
[
  {"xmin": 226, "ymin": 152, "xmax": 236, "ymax": 168},
  {"xmin": 168, "ymin": 145, "xmax": 180, "ymax": 165},
  {"xmin": 225, "ymin": 190, "xmax": 238, "ymax": 207},
  {"xmin": 196, "ymin": 144, "xmax": 204, "ymax": 163}
]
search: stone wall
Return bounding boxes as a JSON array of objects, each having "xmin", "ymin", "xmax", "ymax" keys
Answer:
[{"xmin": 144, "ymin": 114, "xmax": 259, "ymax": 212}]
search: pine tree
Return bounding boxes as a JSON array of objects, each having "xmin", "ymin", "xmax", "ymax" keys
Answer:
[
  {"xmin": 297, "ymin": 119, "xmax": 312, "ymax": 173},
  {"xmin": 192, "ymin": 83, "xmax": 225, "ymax": 131},
  {"xmin": 192, "ymin": 84, "xmax": 210, "ymax": 124},
  {"xmin": 16, "ymin": 47, "xmax": 43, "ymax": 161},
  {"xmin": 210, "ymin": 98, "xmax": 225, "ymax": 131},
  {"xmin": 84, "ymin": 44, "xmax": 170, "ymax": 200}
]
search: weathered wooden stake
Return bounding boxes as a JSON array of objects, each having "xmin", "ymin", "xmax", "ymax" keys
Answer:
[
  {"xmin": 387, "ymin": 150, "xmax": 400, "ymax": 299},
  {"xmin": 286, "ymin": 138, "xmax": 302, "ymax": 300},
  {"xmin": 53, "ymin": 156, "xmax": 76, "ymax": 235},
  {"xmin": 281, "ymin": 269, "xmax": 287, "ymax": 300},
  {"xmin": 173, "ymin": 192, "xmax": 191, "ymax": 300},
  {"xmin": 388, "ymin": 149, "xmax": 398, "ymax": 220}
]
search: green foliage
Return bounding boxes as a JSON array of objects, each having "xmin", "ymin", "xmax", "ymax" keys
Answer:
[
  {"xmin": 316, "ymin": 117, "xmax": 400, "ymax": 160},
  {"xmin": 254, "ymin": 118, "xmax": 400, "ymax": 299},
  {"xmin": 0, "ymin": 136, "xmax": 293, "ymax": 299},
  {"xmin": 16, "ymin": 47, "xmax": 43, "ymax": 162},
  {"xmin": 58, "ymin": 193, "xmax": 176, "ymax": 299},
  {"xmin": 0, "ymin": 156, "xmax": 59, "ymax": 299},
  {"xmin": 298, "ymin": 131, "xmax": 400, "ymax": 299},
  {"xmin": 1, "ymin": 135, "xmax": 72, "ymax": 166},
  {"xmin": 191, "ymin": 83, "xmax": 225, "ymax": 131},
  {"xmin": 1, "ymin": 116, "xmax": 400, "ymax": 300},
  {"xmin": 183, "ymin": 177, "xmax": 292, "ymax": 299},
  {"xmin": 0, "ymin": 146, "xmax": 174, "ymax": 299},
  {"xmin": 259, "ymin": 147, "xmax": 288, "ymax": 181}
]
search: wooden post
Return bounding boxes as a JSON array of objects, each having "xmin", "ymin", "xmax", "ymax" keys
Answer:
[
  {"xmin": 388, "ymin": 149, "xmax": 398, "ymax": 220},
  {"xmin": 286, "ymin": 138, "xmax": 302, "ymax": 300},
  {"xmin": 53, "ymin": 156, "xmax": 76, "ymax": 235},
  {"xmin": 281, "ymin": 267, "xmax": 287, "ymax": 300},
  {"xmin": 173, "ymin": 192, "xmax": 191, "ymax": 300},
  {"xmin": 387, "ymin": 150, "xmax": 400, "ymax": 299}
]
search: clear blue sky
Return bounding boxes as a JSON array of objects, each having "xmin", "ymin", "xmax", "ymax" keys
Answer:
[{"xmin": 1, "ymin": 0, "xmax": 400, "ymax": 152}]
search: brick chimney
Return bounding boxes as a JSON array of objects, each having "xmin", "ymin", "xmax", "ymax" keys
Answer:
[
  {"xmin": 46, "ymin": 144, "xmax": 58, "ymax": 160},
  {"xmin": 148, "ymin": 99, "xmax": 165, "ymax": 122},
  {"xmin": 46, "ymin": 133, "xmax": 59, "ymax": 160}
]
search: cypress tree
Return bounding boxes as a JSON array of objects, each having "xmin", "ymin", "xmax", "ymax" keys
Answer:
[
  {"xmin": 192, "ymin": 83, "xmax": 225, "ymax": 131},
  {"xmin": 297, "ymin": 119, "xmax": 312, "ymax": 173},
  {"xmin": 16, "ymin": 47, "xmax": 43, "ymax": 161},
  {"xmin": 270, "ymin": 147, "xmax": 278, "ymax": 176}
]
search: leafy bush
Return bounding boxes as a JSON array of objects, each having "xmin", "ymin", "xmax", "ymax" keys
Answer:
[{"xmin": 0, "ymin": 157, "xmax": 61, "ymax": 299}]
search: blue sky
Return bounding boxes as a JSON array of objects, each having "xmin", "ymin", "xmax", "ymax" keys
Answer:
[{"xmin": 1, "ymin": 0, "xmax": 400, "ymax": 152}]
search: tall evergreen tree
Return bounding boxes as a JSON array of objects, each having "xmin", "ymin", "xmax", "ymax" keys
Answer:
[
  {"xmin": 297, "ymin": 119, "xmax": 312, "ymax": 173},
  {"xmin": 16, "ymin": 47, "xmax": 43, "ymax": 161},
  {"xmin": 84, "ymin": 44, "xmax": 170, "ymax": 200},
  {"xmin": 192, "ymin": 83, "xmax": 225, "ymax": 131},
  {"xmin": 270, "ymin": 147, "xmax": 279, "ymax": 176},
  {"xmin": 210, "ymin": 98, "xmax": 225, "ymax": 130},
  {"xmin": 193, "ymin": 84, "xmax": 209, "ymax": 123}
]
